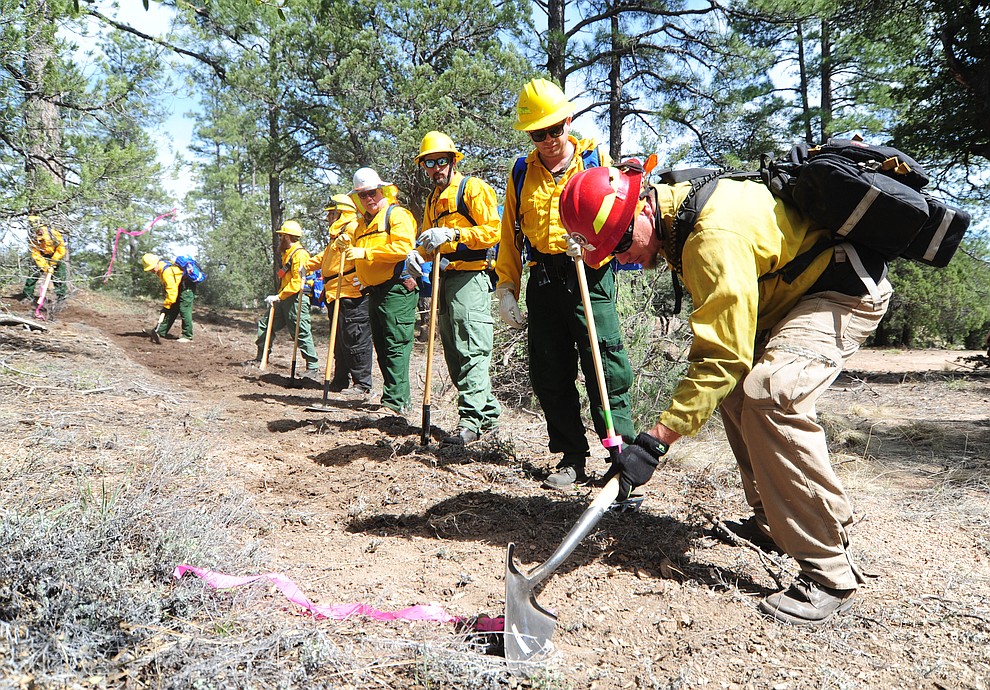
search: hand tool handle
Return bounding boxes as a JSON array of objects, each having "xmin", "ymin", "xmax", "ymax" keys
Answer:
[
  {"xmin": 524, "ymin": 474, "xmax": 620, "ymax": 586},
  {"xmin": 260, "ymin": 302, "xmax": 276, "ymax": 370},
  {"xmin": 319, "ymin": 252, "xmax": 347, "ymax": 406},
  {"xmin": 421, "ymin": 254, "xmax": 442, "ymax": 444},
  {"xmin": 289, "ymin": 265, "xmax": 305, "ymax": 380},
  {"xmin": 573, "ymin": 255, "xmax": 623, "ymax": 451}
]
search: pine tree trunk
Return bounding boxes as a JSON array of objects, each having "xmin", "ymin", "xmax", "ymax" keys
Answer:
[{"xmin": 23, "ymin": 0, "xmax": 63, "ymax": 210}]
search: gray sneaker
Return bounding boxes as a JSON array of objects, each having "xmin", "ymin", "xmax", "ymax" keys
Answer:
[
  {"xmin": 440, "ymin": 428, "xmax": 480, "ymax": 446},
  {"xmin": 543, "ymin": 466, "xmax": 580, "ymax": 490},
  {"xmin": 759, "ymin": 574, "xmax": 856, "ymax": 627}
]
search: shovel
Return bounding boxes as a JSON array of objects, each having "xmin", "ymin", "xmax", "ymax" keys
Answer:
[
  {"xmin": 420, "ymin": 255, "xmax": 442, "ymax": 445},
  {"xmin": 503, "ymin": 250, "xmax": 625, "ymax": 665},
  {"xmin": 33, "ymin": 268, "xmax": 54, "ymax": 320},
  {"xmin": 259, "ymin": 302, "xmax": 276, "ymax": 371},
  {"xmin": 306, "ymin": 253, "xmax": 346, "ymax": 412},
  {"xmin": 505, "ymin": 473, "xmax": 620, "ymax": 665},
  {"xmin": 288, "ymin": 265, "xmax": 306, "ymax": 386},
  {"xmin": 150, "ymin": 312, "xmax": 164, "ymax": 344}
]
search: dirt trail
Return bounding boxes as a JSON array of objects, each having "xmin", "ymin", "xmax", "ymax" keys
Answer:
[{"xmin": 39, "ymin": 293, "xmax": 990, "ymax": 688}]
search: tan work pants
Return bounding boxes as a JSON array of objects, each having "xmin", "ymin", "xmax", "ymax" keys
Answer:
[{"xmin": 720, "ymin": 282, "xmax": 892, "ymax": 590}]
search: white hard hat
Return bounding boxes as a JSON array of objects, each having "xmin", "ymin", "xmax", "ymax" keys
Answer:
[{"xmin": 350, "ymin": 167, "xmax": 391, "ymax": 193}]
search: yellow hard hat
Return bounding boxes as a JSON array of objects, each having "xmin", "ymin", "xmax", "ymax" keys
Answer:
[
  {"xmin": 414, "ymin": 131, "xmax": 464, "ymax": 165},
  {"xmin": 27, "ymin": 215, "xmax": 42, "ymax": 226},
  {"xmin": 278, "ymin": 219, "xmax": 303, "ymax": 237},
  {"xmin": 142, "ymin": 253, "xmax": 161, "ymax": 272},
  {"xmin": 324, "ymin": 194, "xmax": 357, "ymax": 213},
  {"xmin": 514, "ymin": 78, "xmax": 576, "ymax": 131}
]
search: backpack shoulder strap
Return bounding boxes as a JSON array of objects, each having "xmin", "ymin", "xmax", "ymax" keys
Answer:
[
  {"xmin": 511, "ymin": 156, "xmax": 528, "ymax": 219},
  {"xmin": 455, "ymin": 176, "xmax": 477, "ymax": 227},
  {"xmin": 384, "ymin": 204, "xmax": 394, "ymax": 234},
  {"xmin": 580, "ymin": 145, "xmax": 602, "ymax": 169}
]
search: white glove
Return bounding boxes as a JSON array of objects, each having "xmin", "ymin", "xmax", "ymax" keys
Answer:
[
  {"xmin": 417, "ymin": 227, "xmax": 456, "ymax": 253},
  {"xmin": 496, "ymin": 284, "xmax": 525, "ymax": 329},
  {"xmin": 265, "ymin": 294, "xmax": 281, "ymax": 306},
  {"xmin": 405, "ymin": 250, "xmax": 427, "ymax": 278},
  {"xmin": 565, "ymin": 234, "xmax": 584, "ymax": 258}
]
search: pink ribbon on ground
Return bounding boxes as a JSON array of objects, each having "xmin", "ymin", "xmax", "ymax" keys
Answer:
[
  {"xmin": 173, "ymin": 564, "xmax": 504, "ymax": 631},
  {"xmin": 102, "ymin": 208, "xmax": 178, "ymax": 282}
]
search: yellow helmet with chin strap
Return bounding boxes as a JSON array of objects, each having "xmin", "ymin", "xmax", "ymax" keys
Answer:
[
  {"xmin": 414, "ymin": 131, "xmax": 464, "ymax": 165},
  {"xmin": 142, "ymin": 253, "xmax": 161, "ymax": 272},
  {"xmin": 514, "ymin": 78, "xmax": 576, "ymax": 131},
  {"xmin": 278, "ymin": 219, "xmax": 303, "ymax": 237},
  {"xmin": 324, "ymin": 194, "xmax": 356, "ymax": 213}
]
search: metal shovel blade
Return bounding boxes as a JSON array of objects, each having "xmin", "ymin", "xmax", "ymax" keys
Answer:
[
  {"xmin": 150, "ymin": 329, "xmax": 161, "ymax": 345},
  {"xmin": 505, "ymin": 542, "xmax": 558, "ymax": 664},
  {"xmin": 503, "ymin": 474, "xmax": 620, "ymax": 666}
]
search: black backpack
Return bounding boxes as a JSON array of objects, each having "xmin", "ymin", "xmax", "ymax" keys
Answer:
[
  {"xmin": 661, "ymin": 138, "xmax": 970, "ymax": 275},
  {"xmin": 655, "ymin": 138, "xmax": 971, "ymax": 313}
]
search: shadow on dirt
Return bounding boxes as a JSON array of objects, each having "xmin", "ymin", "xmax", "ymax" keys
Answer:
[
  {"xmin": 199, "ymin": 308, "xmax": 257, "ymax": 332},
  {"xmin": 346, "ymin": 490, "xmax": 774, "ymax": 597},
  {"xmin": 310, "ymin": 443, "xmax": 392, "ymax": 467},
  {"xmin": 239, "ymin": 391, "xmax": 319, "ymax": 407}
]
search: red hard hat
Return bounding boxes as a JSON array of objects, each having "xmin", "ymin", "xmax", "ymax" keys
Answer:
[{"xmin": 560, "ymin": 162, "xmax": 643, "ymax": 265}]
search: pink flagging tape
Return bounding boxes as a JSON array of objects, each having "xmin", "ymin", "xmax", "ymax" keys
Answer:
[
  {"xmin": 102, "ymin": 208, "xmax": 178, "ymax": 283},
  {"xmin": 173, "ymin": 564, "xmax": 504, "ymax": 632}
]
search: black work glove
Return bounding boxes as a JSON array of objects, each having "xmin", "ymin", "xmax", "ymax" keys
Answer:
[{"xmin": 614, "ymin": 432, "xmax": 668, "ymax": 500}]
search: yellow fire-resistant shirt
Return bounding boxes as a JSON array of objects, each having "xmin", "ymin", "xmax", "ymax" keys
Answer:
[
  {"xmin": 353, "ymin": 203, "xmax": 417, "ymax": 288},
  {"xmin": 496, "ymin": 137, "xmax": 612, "ymax": 297},
  {"xmin": 30, "ymin": 225, "xmax": 66, "ymax": 270},
  {"xmin": 307, "ymin": 213, "xmax": 361, "ymax": 300},
  {"xmin": 650, "ymin": 179, "xmax": 835, "ymax": 437},
  {"xmin": 417, "ymin": 171, "xmax": 500, "ymax": 272},
  {"xmin": 158, "ymin": 262, "xmax": 185, "ymax": 309},
  {"xmin": 277, "ymin": 240, "xmax": 311, "ymax": 300}
]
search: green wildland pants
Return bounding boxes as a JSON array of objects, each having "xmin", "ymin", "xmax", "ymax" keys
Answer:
[
  {"xmin": 525, "ymin": 257, "xmax": 635, "ymax": 469},
  {"xmin": 255, "ymin": 293, "xmax": 319, "ymax": 368},
  {"xmin": 159, "ymin": 285, "xmax": 196, "ymax": 339},
  {"xmin": 438, "ymin": 270, "xmax": 500, "ymax": 434},
  {"xmin": 24, "ymin": 260, "xmax": 68, "ymax": 301},
  {"xmin": 367, "ymin": 279, "xmax": 417, "ymax": 412}
]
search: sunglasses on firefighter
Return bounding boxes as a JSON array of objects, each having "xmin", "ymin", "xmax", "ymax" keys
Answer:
[
  {"xmin": 614, "ymin": 222, "xmax": 635, "ymax": 254},
  {"xmin": 356, "ymin": 188, "xmax": 380, "ymax": 200},
  {"xmin": 421, "ymin": 156, "xmax": 451, "ymax": 169},
  {"xmin": 528, "ymin": 122, "xmax": 567, "ymax": 143}
]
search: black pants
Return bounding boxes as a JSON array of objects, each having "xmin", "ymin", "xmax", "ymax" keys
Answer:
[{"xmin": 331, "ymin": 295, "xmax": 373, "ymax": 390}]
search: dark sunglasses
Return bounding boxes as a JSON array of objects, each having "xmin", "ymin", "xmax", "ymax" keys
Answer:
[
  {"xmin": 613, "ymin": 222, "xmax": 634, "ymax": 254},
  {"xmin": 529, "ymin": 122, "xmax": 566, "ymax": 143},
  {"xmin": 356, "ymin": 189, "xmax": 380, "ymax": 199},
  {"xmin": 421, "ymin": 156, "xmax": 451, "ymax": 169}
]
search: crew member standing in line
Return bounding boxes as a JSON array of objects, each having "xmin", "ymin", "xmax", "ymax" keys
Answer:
[
  {"xmin": 406, "ymin": 131, "xmax": 501, "ymax": 445},
  {"xmin": 495, "ymin": 78, "xmax": 635, "ymax": 489},
  {"xmin": 307, "ymin": 194, "xmax": 373, "ymax": 396},
  {"xmin": 343, "ymin": 168, "xmax": 419, "ymax": 414},
  {"xmin": 252, "ymin": 220, "xmax": 321, "ymax": 374}
]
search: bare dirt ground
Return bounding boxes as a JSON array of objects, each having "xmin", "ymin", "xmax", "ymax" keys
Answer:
[{"xmin": 5, "ymin": 290, "xmax": 990, "ymax": 689}]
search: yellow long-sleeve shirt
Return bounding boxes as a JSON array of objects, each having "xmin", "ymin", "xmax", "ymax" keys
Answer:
[
  {"xmin": 353, "ymin": 203, "xmax": 418, "ymax": 287},
  {"xmin": 495, "ymin": 137, "xmax": 612, "ymax": 296},
  {"xmin": 159, "ymin": 263, "xmax": 185, "ymax": 309},
  {"xmin": 277, "ymin": 241, "xmax": 311, "ymax": 300},
  {"xmin": 651, "ymin": 179, "xmax": 835, "ymax": 437},
  {"xmin": 30, "ymin": 225, "xmax": 66, "ymax": 270},
  {"xmin": 417, "ymin": 172, "xmax": 500, "ymax": 272},
  {"xmin": 307, "ymin": 215, "xmax": 362, "ymax": 300}
]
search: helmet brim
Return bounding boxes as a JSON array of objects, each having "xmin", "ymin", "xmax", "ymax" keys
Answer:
[{"xmin": 514, "ymin": 102, "xmax": 577, "ymax": 132}]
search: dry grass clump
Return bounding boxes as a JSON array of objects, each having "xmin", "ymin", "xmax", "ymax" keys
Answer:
[{"xmin": 1, "ymin": 323, "xmax": 521, "ymax": 689}]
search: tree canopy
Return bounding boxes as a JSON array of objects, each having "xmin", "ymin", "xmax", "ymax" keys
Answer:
[{"xmin": 1, "ymin": 0, "xmax": 987, "ymax": 344}]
